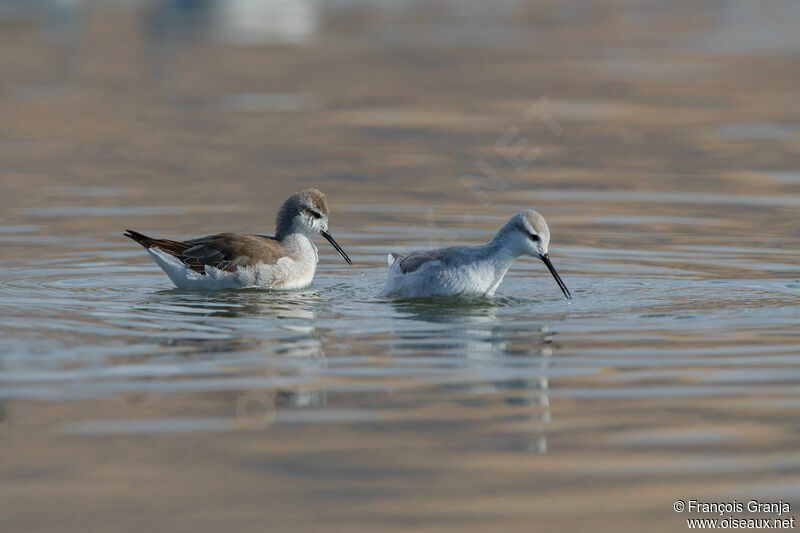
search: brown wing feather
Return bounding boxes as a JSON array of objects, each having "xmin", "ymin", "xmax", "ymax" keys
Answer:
[{"xmin": 124, "ymin": 230, "xmax": 286, "ymax": 274}]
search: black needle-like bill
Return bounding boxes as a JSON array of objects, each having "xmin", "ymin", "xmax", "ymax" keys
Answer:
[
  {"xmin": 321, "ymin": 230, "xmax": 353, "ymax": 265},
  {"xmin": 540, "ymin": 253, "xmax": 571, "ymax": 300}
]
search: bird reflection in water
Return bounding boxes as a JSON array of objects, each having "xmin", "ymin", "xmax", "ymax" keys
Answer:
[
  {"xmin": 135, "ymin": 287, "xmax": 329, "ymax": 415},
  {"xmin": 388, "ymin": 297, "xmax": 555, "ymax": 453}
]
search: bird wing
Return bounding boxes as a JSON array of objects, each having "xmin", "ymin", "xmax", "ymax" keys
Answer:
[
  {"xmin": 124, "ymin": 230, "xmax": 285, "ymax": 274},
  {"xmin": 394, "ymin": 248, "xmax": 457, "ymax": 274}
]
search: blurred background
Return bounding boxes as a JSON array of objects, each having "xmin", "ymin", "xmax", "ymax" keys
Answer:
[{"xmin": 1, "ymin": 1, "xmax": 799, "ymax": 532}]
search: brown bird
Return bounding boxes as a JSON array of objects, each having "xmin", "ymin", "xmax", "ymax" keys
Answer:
[{"xmin": 124, "ymin": 188, "xmax": 352, "ymax": 290}]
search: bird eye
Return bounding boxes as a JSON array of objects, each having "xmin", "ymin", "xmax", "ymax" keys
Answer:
[
  {"xmin": 304, "ymin": 208, "xmax": 321, "ymax": 219},
  {"xmin": 528, "ymin": 232, "xmax": 540, "ymax": 242}
]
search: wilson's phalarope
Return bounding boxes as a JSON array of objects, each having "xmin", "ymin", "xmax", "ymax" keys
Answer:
[
  {"xmin": 380, "ymin": 209, "xmax": 571, "ymax": 299},
  {"xmin": 124, "ymin": 188, "xmax": 352, "ymax": 290}
]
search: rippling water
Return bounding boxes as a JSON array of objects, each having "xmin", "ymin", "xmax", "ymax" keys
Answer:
[{"xmin": 2, "ymin": 1, "xmax": 800, "ymax": 531}]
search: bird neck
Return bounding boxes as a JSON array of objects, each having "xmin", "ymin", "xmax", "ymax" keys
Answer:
[
  {"xmin": 279, "ymin": 232, "xmax": 318, "ymax": 263},
  {"xmin": 487, "ymin": 229, "xmax": 523, "ymax": 262},
  {"xmin": 475, "ymin": 239, "xmax": 518, "ymax": 273},
  {"xmin": 275, "ymin": 218, "xmax": 309, "ymax": 241},
  {"xmin": 467, "ymin": 240, "xmax": 515, "ymax": 295}
]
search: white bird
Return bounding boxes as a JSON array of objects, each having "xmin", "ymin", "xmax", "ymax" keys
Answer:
[
  {"xmin": 380, "ymin": 209, "xmax": 571, "ymax": 299},
  {"xmin": 124, "ymin": 188, "xmax": 352, "ymax": 290}
]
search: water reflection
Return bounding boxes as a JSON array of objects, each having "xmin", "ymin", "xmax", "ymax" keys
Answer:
[
  {"xmin": 145, "ymin": 287, "xmax": 323, "ymax": 319},
  {"xmin": 1, "ymin": 0, "xmax": 85, "ymax": 96},
  {"xmin": 148, "ymin": 0, "xmax": 319, "ymax": 45},
  {"xmin": 141, "ymin": 288, "xmax": 333, "ymax": 420},
  {"xmin": 2, "ymin": 0, "xmax": 800, "ymax": 528},
  {"xmin": 390, "ymin": 296, "xmax": 500, "ymax": 322},
  {"xmin": 388, "ymin": 298, "xmax": 555, "ymax": 453},
  {"xmin": 75, "ymin": 289, "xmax": 563, "ymax": 454}
]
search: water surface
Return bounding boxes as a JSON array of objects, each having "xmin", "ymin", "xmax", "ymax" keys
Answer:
[{"xmin": 1, "ymin": 1, "xmax": 799, "ymax": 531}]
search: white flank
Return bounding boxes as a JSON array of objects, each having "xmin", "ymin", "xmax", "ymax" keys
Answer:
[
  {"xmin": 379, "ymin": 210, "xmax": 571, "ymax": 300},
  {"xmin": 146, "ymin": 248, "xmax": 316, "ymax": 291}
]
